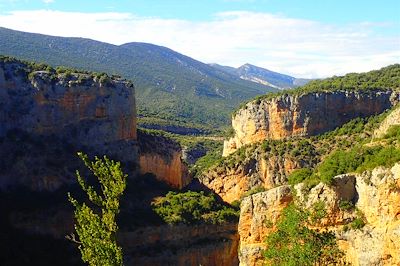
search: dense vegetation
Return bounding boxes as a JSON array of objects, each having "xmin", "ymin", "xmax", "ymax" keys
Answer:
[
  {"xmin": 151, "ymin": 191, "xmax": 239, "ymax": 225},
  {"xmin": 0, "ymin": 27, "xmax": 277, "ymax": 130},
  {"xmin": 288, "ymin": 123, "xmax": 400, "ymax": 187},
  {"xmin": 235, "ymin": 64, "xmax": 400, "ymax": 115},
  {"xmin": 68, "ymin": 153, "xmax": 127, "ymax": 266},
  {"xmin": 264, "ymin": 203, "xmax": 344, "ymax": 265}
]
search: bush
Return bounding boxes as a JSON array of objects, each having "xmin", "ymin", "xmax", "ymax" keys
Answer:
[
  {"xmin": 287, "ymin": 168, "xmax": 313, "ymax": 185},
  {"xmin": 310, "ymin": 201, "xmax": 326, "ymax": 223},
  {"xmin": 382, "ymin": 125, "xmax": 400, "ymax": 140},
  {"xmin": 241, "ymin": 186, "xmax": 266, "ymax": 199},
  {"xmin": 350, "ymin": 217, "xmax": 365, "ymax": 230},
  {"xmin": 316, "ymin": 144, "xmax": 400, "ymax": 185},
  {"xmin": 263, "ymin": 204, "xmax": 343, "ymax": 265},
  {"xmin": 339, "ymin": 200, "xmax": 354, "ymax": 211},
  {"xmin": 151, "ymin": 191, "xmax": 239, "ymax": 225}
]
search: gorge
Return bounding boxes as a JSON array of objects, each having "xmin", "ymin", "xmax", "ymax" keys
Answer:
[{"xmin": 1, "ymin": 54, "xmax": 399, "ymax": 266}]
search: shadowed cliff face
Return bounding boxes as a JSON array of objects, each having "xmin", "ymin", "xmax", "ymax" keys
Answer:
[
  {"xmin": 138, "ymin": 130, "xmax": 192, "ymax": 189},
  {"xmin": 121, "ymin": 223, "xmax": 239, "ymax": 266},
  {"xmin": 0, "ymin": 59, "xmax": 138, "ymax": 191},
  {"xmin": 224, "ymin": 90, "xmax": 399, "ymax": 156}
]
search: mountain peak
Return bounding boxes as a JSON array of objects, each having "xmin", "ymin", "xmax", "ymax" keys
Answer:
[{"xmin": 212, "ymin": 63, "xmax": 311, "ymax": 89}]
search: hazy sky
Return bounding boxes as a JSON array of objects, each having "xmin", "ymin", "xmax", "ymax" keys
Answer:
[{"xmin": 0, "ymin": 0, "xmax": 399, "ymax": 78}]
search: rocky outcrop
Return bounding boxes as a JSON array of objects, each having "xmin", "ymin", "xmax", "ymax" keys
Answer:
[
  {"xmin": 238, "ymin": 164, "xmax": 400, "ymax": 266},
  {"xmin": 120, "ymin": 223, "xmax": 239, "ymax": 266},
  {"xmin": 200, "ymin": 137, "xmax": 318, "ymax": 203},
  {"xmin": 0, "ymin": 58, "xmax": 138, "ymax": 191},
  {"xmin": 138, "ymin": 130, "xmax": 191, "ymax": 189},
  {"xmin": 224, "ymin": 90, "xmax": 399, "ymax": 156},
  {"xmin": 238, "ymin": 186, "xmax": 292, "ymax": 266},
  {"xmin": 200, "ymin": 155, "xmax": 302, "ymax": 203}
]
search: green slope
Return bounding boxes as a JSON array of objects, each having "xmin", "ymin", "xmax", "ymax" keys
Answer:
[{"xmin": 0, "ymin": 27, "xmax": 277, "ymax": 131}]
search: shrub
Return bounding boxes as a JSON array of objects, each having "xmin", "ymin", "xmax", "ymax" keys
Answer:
[
  {"xmin": 316, "ymin": 144, "xmax": 400, "ymax": 185},
  {"xmin": 350, "ymin": 217, "xmax": 365, "ymax": 230},
  {"xmin": 151, "ymin": 191, "xmax": 239, "ymax": 225},
  {"xmin": 339, "ymin": 200, "xmax": 354, "ymax": 211},
  {"xmin": 263, "ymin": 204, "xmax": 343, "ymax": 265},
  {"xmin": 241, "ymin": 186, "xmax": 266, "ymax": 199},
  {"xmin": 287, "ymin": 168, "xmax": 313, "ymax": 185},
  {"xmin": 310, "ymin": 201, "xmax": 326, "ymax": 223}
]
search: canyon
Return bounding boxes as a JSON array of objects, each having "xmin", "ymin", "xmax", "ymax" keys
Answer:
[
  {"xmin": 0, "ymin": 57, "xmax": 224, "ymax": 266},
  {"xmin": 2, "ymin": 55, "xmax": 399, "ymax": 266}
]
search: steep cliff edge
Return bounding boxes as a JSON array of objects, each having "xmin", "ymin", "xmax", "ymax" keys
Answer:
[
  {"xmin": 238, "ymin": 163, "xmax": 400, "ymax": 266},
  {"xmin": 224, "ymin": 89, "xmax": 399, "ymax": 156},
  {"xmin": 0, "ymin": 56, "xmax": 139, "ymax": 265},
  {"xmin": 138, "ymin": 130, "xmax": 191, "ymax": 189},
  {"xmin": 199, "ymin": 144, "xmax": 313, "ymax": 203},
  {"xmin": 237, "ymin": 106, "xmax": 400, "ymax": 265},
  {"xmin": 0, "ymin": 56, "xmax": 138, "ymax": 191}
]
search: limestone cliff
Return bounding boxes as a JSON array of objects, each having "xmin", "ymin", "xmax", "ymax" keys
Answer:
[
  {"xmin": 138, "ymin": 130, "xmax": 191, "ymax": 189},
  {"xmin": 0, "ymin": 57, "xmax": 138, "ymax": 191},
  {"xmin": 200, "ymin": 154, "xmax": 304, "ymax": 203},
  {"xmin": 224, "ymin": 90, "xmax": 399, "ymax": 156},
  {"xmin": 238, "ymin": 186, "xmax": 292, "ymax": 266},
  {"xmin": 238, "ymin": 164, "xmax": 400, "ymax": 266},
  {"xmin": 200, "ymin": 138, "xmax": 318, "ymax": 202}
]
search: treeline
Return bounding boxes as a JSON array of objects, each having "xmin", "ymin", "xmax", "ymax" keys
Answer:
[{"xmin": 236, "ymin": 64, "xmax": 400, "ymax": 114}]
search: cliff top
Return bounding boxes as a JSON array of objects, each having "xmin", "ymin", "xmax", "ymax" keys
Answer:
[
  {"xmin": 234, "ymin": 64, "xmax": 400, "ymax": 116},
  {"xmin": 0, "ymin": 55, "xmax": 134, "ymax": 88}
]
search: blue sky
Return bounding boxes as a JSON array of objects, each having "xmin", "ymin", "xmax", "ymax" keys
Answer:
[
  {"xmin": 1, "ymin": 0, "xmax": 399, "ymax": 23},
  {"xmin": 0, "ymin": 0, "xmax": 399, "ymax": 78}
]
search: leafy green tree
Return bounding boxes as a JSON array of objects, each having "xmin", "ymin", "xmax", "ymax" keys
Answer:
[
  {"xmin": 264, "ymin": 204, "xmax": 343, "ymax": 265},
  {"xmin": 67, "ymin": 152, "xmax": 127, "ymax": 266}
]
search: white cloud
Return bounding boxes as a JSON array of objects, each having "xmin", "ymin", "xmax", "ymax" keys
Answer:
[
  {"xmin": 0, "ymin": 10, "xmax": 398, "ymax": 78},
  {"xmin": 42, "ymin": 0, "xmax": 54, "ymax": 4}
]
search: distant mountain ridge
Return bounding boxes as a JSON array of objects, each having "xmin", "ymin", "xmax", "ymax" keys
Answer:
[
  {"xmin": 0, "ymin": 27, "xmax": 279, "ymax": 130},
  {"xmin": 210, "ymin": 63, "xmax": 312, "ymax": 89}
]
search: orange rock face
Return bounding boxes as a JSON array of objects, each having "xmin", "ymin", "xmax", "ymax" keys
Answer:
[
  {"xmin": 200, "ymin": 155, "xmax": 301, "ymax": 203},
  {"xmin": 0, "ymin": 60, "xmax": 138, "ymax": 191},
  {"xmin": 224, "ymin": 90, "xmax": 398, "ymax": 156},
  {"xmin": 238, "ymin": 164, "xmax": 400, "ymax": 266},
  {"xmin": 139, "ymin": 151, "xmax": 191, "ymax": 189},
  {"xmin": 238, "ymin": 186, "xmax": 292, "ymax": 266}
]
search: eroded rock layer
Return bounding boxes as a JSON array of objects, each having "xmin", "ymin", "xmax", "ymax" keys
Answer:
[
  {"xmin": 238, "ymin": 164, "xmax": 400, "ymax": 266},
  {"xmin": 0, "ymin": 58, "xmax": 138, "ymax": 191},
  {"xmin": 138, "ymin": 130, "xmax": 191, "ymax": 189},
  {"xmin": 224, "ymin": 90, "xmax": 399, "ymax": 156}
]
